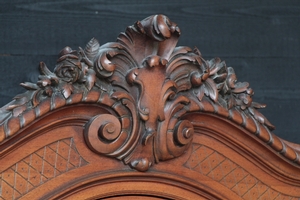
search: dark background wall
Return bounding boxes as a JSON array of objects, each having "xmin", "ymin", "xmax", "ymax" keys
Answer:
[{"xmin": 0, "ymin": 1, "xmax": 299, "ymax": 143}]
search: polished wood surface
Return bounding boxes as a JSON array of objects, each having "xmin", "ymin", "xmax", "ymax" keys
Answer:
[{"xmin": 0, "ymin": 14, "xmax": 299, "ymax": 200}]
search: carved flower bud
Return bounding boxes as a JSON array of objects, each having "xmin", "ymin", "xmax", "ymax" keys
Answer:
[
  {"xmin": 226, "ymin": 67, "xmax": 237, "ymax": 89},
  {"xmin": 202, "ymin": 71, "xmax": 210, "ymax": 81},
  {"xmin": 237, "ymin": 93, "xmax": 253, "ymax": 110},
  {"xmin": 58, "ymin": 46, "xmax": 73, "ymax": 57},
  {"xmin": 246, "ymin": 88, "xmax": 254, "ymax": 96},
  {"xmin": 190, "ymin": 72, "xmax": 202, "ymax": 86}
]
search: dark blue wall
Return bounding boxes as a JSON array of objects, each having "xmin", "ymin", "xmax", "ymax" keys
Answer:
[{"xmin": 1, "ymin": 0, "xmax": 299, "ymax": 142}]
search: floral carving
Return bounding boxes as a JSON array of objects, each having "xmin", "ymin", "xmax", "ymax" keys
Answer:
[
  {"xmin": 0, "ymin": 14, "xmax": 281, "ymax": 171},
  {"xmin": 217, "ymin": 65, "xmax": 275, "ymax": 130},
  {"xmin": 6, "ymin": 44, "xmax": 98, "ymax": 117}
]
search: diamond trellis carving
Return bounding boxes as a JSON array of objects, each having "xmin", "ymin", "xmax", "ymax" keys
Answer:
[
  {"xmin": 0, "ymin": 138, "xmax": 88, "ymax": 200},
  {"xmin": 184, "ymin": 143, "xmax": 300, "ymax": 200}
]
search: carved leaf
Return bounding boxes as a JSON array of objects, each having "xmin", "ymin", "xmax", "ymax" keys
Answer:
[
  {"xmin": 85, "ymin": 68, "xmax": 96, "ymax": 90},
  {"xmin": 203, "ymin": 78, "xmax": 218, "ymax": 102},
  {"xmin": 20, "ymin": 82, "xmax": 39, "ymax": 90},
  {"xmin": 61, "ymin": 83, "xmax": 73, "ymax": 99},
  {"xmin": 6, "ymin": 95, "xmax": 28, "ymax": 110},
  {"xmin": 208, "ymin": 57, "xmax": 222, "ymax": 75},
  {"xmin": 193, "ymin": 47, "xmax": 202, "ymax": 56},
  {"xmin": 37, "ymin": 75, "xmax": 52, "ymax": 87},
  {"xmin": 44, "ymin": 87, "xmax": 53, "ymax": 96},
  {"xmin": 12, "ymin": 105, "xmax": 27, "ymax": 117},
  {"xmin": 84, "ymin": 38, "xmax": 100, "ymax": 60},
  {"xmin": 248, "ymin": 107, "xmax": 275, "ymax": 130},
  {"xmin": 39, "ymin": 61, "xmax": 55, "ymax": 76},
  {"xmin": 39, "ymin": 62, "xmax": 59, "ymax": 85},
  {"xmin": 232, "ymin": 82, "xmax": 249, "ymax": 93},
  {"xmin": 196, "ymin": 86, "xmax": 205, "ymax": 101},
  {"xmin": 251, "ymin": 101, "xmax": 266, "ymax": 109},
  {"xmin": 227, "ymin": 95, "xmax": 235, "ymax": 109},
  {"xmin": 6, "ymin": 90, "xmax": 40, "ymax": 114},
  {"xmin": 213, "ymin": 72, "xmax": 228, "ymax": 82}
]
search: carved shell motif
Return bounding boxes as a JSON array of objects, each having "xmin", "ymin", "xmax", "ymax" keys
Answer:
[{"xmin": 0, "ymin": 15, "xmax": 277, "ymax": 171}]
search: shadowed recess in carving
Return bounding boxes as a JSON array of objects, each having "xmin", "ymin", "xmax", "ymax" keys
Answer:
[{"xmin": 0, "ymin": 138, "xmax": 88, "ymax": 200}]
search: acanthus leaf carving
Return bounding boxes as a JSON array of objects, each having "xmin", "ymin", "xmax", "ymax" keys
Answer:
[{"xmin": 1, "ymin": 14, "xmax": 284, "ymax": 171}]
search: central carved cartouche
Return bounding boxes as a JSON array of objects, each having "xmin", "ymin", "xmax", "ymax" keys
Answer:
[
  {"xmin": 127, "ymin": 56, "xmax": 173, "ymax": 145},
  {"xmin": 83, "ymin": 15, "xmax": 199, "ymax": 171}
]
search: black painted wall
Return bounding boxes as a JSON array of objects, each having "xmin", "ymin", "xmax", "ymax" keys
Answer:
[{"xmin": 1, "ymin": 1, "xmax": 299, "ymax": 142}]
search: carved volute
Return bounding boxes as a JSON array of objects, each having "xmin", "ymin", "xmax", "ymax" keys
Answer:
[{"xmin": 1, "ymin": 14, "xmax": 300, "ymax": 174}]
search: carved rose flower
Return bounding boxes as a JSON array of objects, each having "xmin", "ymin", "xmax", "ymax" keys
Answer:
[
  {"xmin": 54, "ymin": 46, "xmax": 84, "ymax": 83},
  {"xmin": 223, "ymin": 67, "xmax": 253, "ymax": 110}
]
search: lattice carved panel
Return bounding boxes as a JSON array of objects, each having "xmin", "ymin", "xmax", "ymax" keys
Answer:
[
  {"xmin": 184, "ymin": 143, "xmax": 300, "ymax": 200},
  {"xmin": 0, "ymin": 138, "xmax": 88, "ymax": 200}
]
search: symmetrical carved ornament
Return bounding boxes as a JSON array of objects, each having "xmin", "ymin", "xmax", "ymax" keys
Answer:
[{"xmin": 0, "ymin": 15, "xmax": 299, "ymax": 171}]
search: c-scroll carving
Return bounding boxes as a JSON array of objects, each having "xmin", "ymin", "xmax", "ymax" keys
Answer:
[{"xmin": 1, "ymin": 14, "xmax": 299, "ymax": 172}]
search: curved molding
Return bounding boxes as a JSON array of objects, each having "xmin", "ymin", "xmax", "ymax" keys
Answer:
[
  {"xmin": 185, "ymin": 113, "xmax": 300, "ymax": 185},
  {"xmin": 0, "ymin": 14, "xmax": 299, "ymax": 171},
  {"xmin": 40, "ymin": 171, "xmax": 231, "ymax": 200}
]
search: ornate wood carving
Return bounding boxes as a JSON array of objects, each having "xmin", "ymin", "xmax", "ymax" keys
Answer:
[{"xmin": 0, "ymin": 14, "xmax": 299, "ymax": 173}]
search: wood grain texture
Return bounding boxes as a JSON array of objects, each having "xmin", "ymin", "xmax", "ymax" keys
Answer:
[{"xmin": 0, "ymin": 0, "xmax": 300, "ymax": 146}]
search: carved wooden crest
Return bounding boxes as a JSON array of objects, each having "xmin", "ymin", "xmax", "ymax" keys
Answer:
[{"xmin": 3, "ymin": 14, "xmax": 297, "ymax": 172}]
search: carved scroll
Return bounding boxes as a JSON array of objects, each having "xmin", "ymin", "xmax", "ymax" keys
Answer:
[{"xmin": 0, "ymin": 15, "xmax": 299, "ymax": 171}]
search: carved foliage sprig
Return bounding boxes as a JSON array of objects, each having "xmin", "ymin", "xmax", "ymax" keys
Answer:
[
  {"xmin": 7, "ymin": 42, "xmax": 101, "ymax": 116},
  {"xmin": 204, "ymin": 57, "xmax": 275, "ymax": 130}
]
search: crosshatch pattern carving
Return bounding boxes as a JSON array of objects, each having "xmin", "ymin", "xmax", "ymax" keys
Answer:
[
  {"xmin": 184, "ymin": 143, "xmax": 300, "ymax": 200},
  {"xmin": 0, "ymin": 138, "xmax": 88, "ymax": 200}
]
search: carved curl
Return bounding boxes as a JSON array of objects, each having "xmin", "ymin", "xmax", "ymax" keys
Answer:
[{"xmin": 84, "ymin": 114, "xmax": 122, "ymax": 154}]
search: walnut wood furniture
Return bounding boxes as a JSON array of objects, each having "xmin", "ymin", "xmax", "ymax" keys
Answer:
[{"xmin": 0, "ymin": 15, "xmax": 300, "ymax": 199}]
